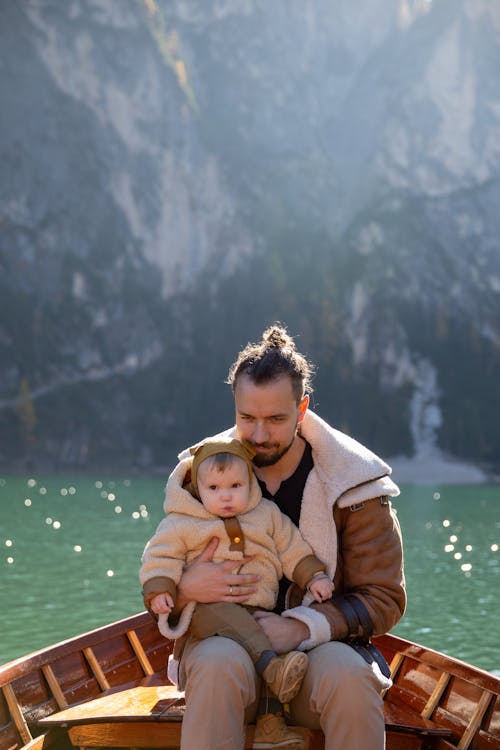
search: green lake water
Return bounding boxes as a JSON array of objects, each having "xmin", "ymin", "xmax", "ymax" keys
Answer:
[{"xmin": 0, "ymin": 475, "xmax": 499, "ymax": 673}]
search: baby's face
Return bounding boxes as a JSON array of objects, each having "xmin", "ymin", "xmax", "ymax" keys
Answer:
[{"xmin": 197, "ymin": 458, "xmax": 251, "ymax": 518}]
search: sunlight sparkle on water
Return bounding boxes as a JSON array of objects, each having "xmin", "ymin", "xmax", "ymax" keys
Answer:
[
  {"xmin": 461, "ymin": 563, "xmax": 472, "ymax": 572},
  {"xmin": 108, "ymin": 493, "xmax": 116, "ymax": 501},
  {"xmin": 114, "ymin": 506, "xmax": 122, "ymax": 513},
  {"xmin": 27, "ymin": 478, "xmax": 37, "ymax": 487},
  {"xmin": 449, "ymin": 535, "xmax": 458, "ymax": 542},
  {"xmin": 466, "ymin": 544, "xmax": 473, "ymax": 551},
  {"xmin": 454, "ymin": 552, "xmax": 462, "ymax": 560},
  {"xmin": 53, "ymin": 521, "xmax": 61, "ymax": 530},
  {"xmin": 60, "ymin": 488, "xmax": 68, "ymax": 496},
  {"xmin": 39, "ymin": 487, "xmax": 47, "ymax": 494},
  {"xmin": 444, "ymin": 544, "xmax": 454, "ymax": 552},
  {"xmin": 45, "ymin": 517, "xmax": 53, "ymax": 525},
  {"xmin": 95, "ymin": 481, "xmax": 103, "ymax": 489},
  {"xmin": 24, "ymin": 498, "xmax": 32, "ymax": 506},
  {"xmin": 73, "ymin": 545, "xmax": 82, "ymax": 552},
  {"xmin": 433, "ymin": 492, "xmax": 440, "ymax": 500},
  {"xmin": 492, "ymin": 544, "xmax": 499, "ymax": 552},
  {"xmin": 7, "ymin": 557, "xmax": 14, "ymax": 564},
  {"xmin": 106, "ymin": 570, "xmax": 114, "ymax": 577},
  {"xmin": 442, "ymin": 519, "xmax": 450, "ymax": 527}
]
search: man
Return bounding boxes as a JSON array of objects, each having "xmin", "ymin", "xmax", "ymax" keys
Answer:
[{"xmin": 165, "ymin": 324, "xmax": 405, "ymax": 749}]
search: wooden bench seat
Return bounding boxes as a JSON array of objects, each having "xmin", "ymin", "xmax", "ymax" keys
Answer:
[{"xmin": 39, "ymin": 683, "xmax": 455, "ymax": 749}]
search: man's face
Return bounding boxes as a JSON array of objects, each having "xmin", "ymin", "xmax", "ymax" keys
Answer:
[{"xmin": 234, "ymin": 374, "xmax": 308, "ymax": 467}]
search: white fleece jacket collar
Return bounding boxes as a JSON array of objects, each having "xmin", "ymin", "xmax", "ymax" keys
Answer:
[
  {"xmin": 296, "ymin": 411, "xmax": 399, "ymax": 577},
  {"xmin": 298, "ymin": 411, "xmax": 399, "ymax": 505}
]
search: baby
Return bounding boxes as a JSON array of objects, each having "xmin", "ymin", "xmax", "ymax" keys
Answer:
[{"xmin": 140, "ymin": 437, "xmax": 333, "ymax": 749}]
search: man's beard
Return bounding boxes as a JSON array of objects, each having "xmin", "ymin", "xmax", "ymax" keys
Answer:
[{"xmin": 249, "ymin": 436, "xmax": 296, "ymax": 467}]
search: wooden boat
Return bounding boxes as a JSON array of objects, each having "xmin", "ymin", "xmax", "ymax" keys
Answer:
[{"xmin": 1, "ymin": 611, "xmax": 499, "ymax": 750}]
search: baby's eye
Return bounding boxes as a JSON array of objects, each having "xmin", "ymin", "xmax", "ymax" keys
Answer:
[
  {"xmin": 232, "ymin": 482, "xmax": 242, "ymax": 488},
  {"xmin": 208, "ymin": 485, "xmax": 218, "ymax": 491}
]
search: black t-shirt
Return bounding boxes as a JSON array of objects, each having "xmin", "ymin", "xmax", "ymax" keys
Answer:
[{"xmin": 257, "ymin": 440, "xmax": 314, "ymax": 613}]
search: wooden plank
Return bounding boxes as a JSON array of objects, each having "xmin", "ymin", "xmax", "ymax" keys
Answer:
[
  {"xmin": 69, "ymin": 721, "xmax": 181, "ymax": 748},
  {"xmin": 2, "ymin": 683, "xmax": 33, "ymax": 745},
  {"xmin": 126, "ymin": 632, "xmax": 154, "ymax": 677},
  {"xmin": 457, "ymin": 690, "xmax": 493, "ymax": 750},
  {"xmin": 421, "ymin": 672, "xmax": 451, "ymax": 719},
  {"xmin": 22, "ymin": 729, "xmax": 63, "ymax": 750},
  {"xmin": 39, "ymin": 686, "xmax": 184, "ymax": 726},
  {"xmin": 382, "ymin": 651, "xmax": 405, "ymax": 699},
  {"xmin": 383, "ymin": 701, "xmax": 454, "ymax": 737},
  {"xmin": 82, "ymin": 648, "xmax": 110, "ymax": 691},
  {"xmin": 41, "ymin": 665, "xmax": 68, "ymax": 709},
  {"xmin": 68, "ymin": 722, "xmax": 323, "ymax": 749},
  {"xmin": 386, "ymin": 733, "xmax": 423, "ymax": 750},
  {"xmin": 389, "ymin": 652, "xmax": 405, "ymax": 681}
]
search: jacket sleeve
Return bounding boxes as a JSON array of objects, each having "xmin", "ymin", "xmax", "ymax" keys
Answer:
[
  {"xmin": 310, "ymin": 497, "xmax": 406, "ymax": 641},
  {"xmin": 139, "ymin": 515, "xmax": 187, "ymax": 607}
]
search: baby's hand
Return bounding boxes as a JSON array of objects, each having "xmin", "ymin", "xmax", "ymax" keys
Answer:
[
  {"xmin": 150, "ymin": 592, "xmax": 174, "ymax": 615},
  {"xmin": 308, "ymin": 574, "xmax": 334, "ymax": 603}
]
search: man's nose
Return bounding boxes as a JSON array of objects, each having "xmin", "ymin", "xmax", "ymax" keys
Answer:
[{"xmin": 252, "ymin": 421, "xmax": 269, "ymax": 443}]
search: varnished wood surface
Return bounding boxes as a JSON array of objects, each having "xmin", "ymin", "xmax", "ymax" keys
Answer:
[
  {"xmin": 0, "ymin": 614, "xmax": 152, "ymax": 686},
  {"xmin": 40, "ymin": 685, "xmax": 185, "ymax": 726},
  {"xmin": 376, "ymin": 633, "xmax": 500, "ymax": 693},
  {"xmin": 1, "ymin": 611, "xmax": 499, "ymax": 750},
  {"xmin": 66, "ymin": 723, "xmax": 325, "ymax": 750}
]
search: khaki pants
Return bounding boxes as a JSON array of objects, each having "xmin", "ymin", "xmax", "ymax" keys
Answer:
[{"xmin": 179, "ymin": 636, "xmax": 386, "ymax": 750}]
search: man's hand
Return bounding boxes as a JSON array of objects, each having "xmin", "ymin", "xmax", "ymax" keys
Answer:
[
  {"xmin": 175, "ymin": 537, "xmax": 261, "ymax": 612},
  {"xmin": 253, "ymin": 610, "xmax": 309, "ymax": 653}
]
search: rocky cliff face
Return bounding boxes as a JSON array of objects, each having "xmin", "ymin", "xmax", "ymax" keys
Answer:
[{"xmin": 1, "ymin": 0, "xmax": 499, "ymax": 477}]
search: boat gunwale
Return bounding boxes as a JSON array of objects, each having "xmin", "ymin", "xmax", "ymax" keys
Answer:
[
  {"xmin": 376, "ymin": 633, "xmax": 500, "ymax": 692},
  {"xmin": 0, "ymin": 612, "xmax": 153, "ymax": 687}
]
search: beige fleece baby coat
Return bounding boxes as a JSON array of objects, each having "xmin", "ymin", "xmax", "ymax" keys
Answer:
[{"xmin": 140, "ymin": 456, "xmax": 324, "ymax": 638}]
